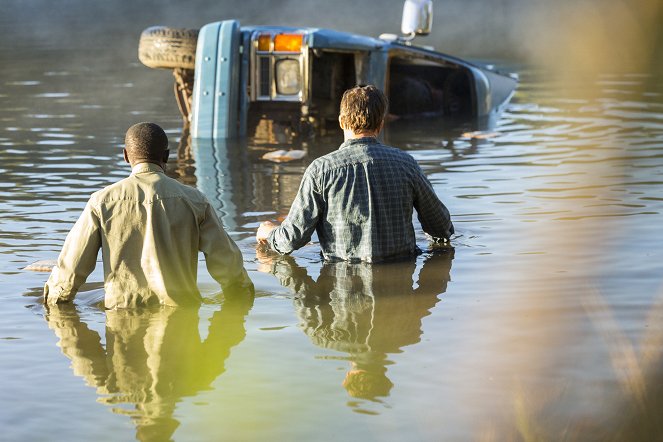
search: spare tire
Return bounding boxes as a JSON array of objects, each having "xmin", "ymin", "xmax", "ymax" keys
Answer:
[{"xmin": 138, "ymin": 26, "xmax": 199, "ymax": 70}]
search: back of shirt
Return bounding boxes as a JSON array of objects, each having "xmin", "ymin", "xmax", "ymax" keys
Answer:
[
  {"xmin": 97, "ymin": 166, "xmax": 207, "ymax": 306},
  {"xmin": 269, "ymin": 137, "xmax": 453, "ymax": 261},
  {"xmin": 316, "ymin": 142, "xmax": 420, "ymax": 260},
  {"xmin": 45, "ymin": 163, "xmax": 251, "ymax": 308}
]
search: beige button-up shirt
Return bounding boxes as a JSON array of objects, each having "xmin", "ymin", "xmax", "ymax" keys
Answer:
[{"xmin": 44, "ymin": 162, "xmax": 252, "ymax": 309}]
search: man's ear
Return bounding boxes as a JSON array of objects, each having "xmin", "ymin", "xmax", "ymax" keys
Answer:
[
  {"xmin": 338, "ymin": 115, "xmax": 345, "ymax": 130},
  {"xmin": 162, "ymin": 149, "xmax": 170, "ymax": 164},
  {"xmin": 123, "ymin": 148, "xmax": 130, "ymax": 164}
]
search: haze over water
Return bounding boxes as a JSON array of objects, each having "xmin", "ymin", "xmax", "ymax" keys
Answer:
[{"xmin": 1, "ymin": 0, "xmax": 662, "ymax": 440}]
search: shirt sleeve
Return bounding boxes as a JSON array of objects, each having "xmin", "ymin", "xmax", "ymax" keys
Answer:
[
  {"xmin": 199, "ymin": 202, "xmax": 254, "ymax": 295},
  {"xmin": 412, "ymin": 165, "xmax": 454, "ymax": 240},
  {"xmin": 267, "ymin": 168, "xmax": 323, "ymax": 254},
  {"xmin": 44, "ymin": 201, "xmax": 102, "ymax": 305}
]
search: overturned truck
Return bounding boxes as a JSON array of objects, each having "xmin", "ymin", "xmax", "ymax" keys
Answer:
[{"xmin": 139, "ymin": 0, "xmax": 518, "ymax": 139}]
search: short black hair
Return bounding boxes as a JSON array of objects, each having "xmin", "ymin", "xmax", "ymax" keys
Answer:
[{"xmin": 124, "ymin": 122, "xmax": 168, "ymax": 162}]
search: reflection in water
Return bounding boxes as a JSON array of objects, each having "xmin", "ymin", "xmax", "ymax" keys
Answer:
[
  {"xmin": 2, "ymin": 33, "xmax": 663, "ymax": 439},
  {"xmin": 190, "ymin": 138, "xmax": 253, "ymax": 232},
  {"xmin": 44, "ymin": 296, "xmax": 253, "ymax": 441},
  {"xmin": 168, "ymin": 124, "xmax": 196, "ymax": 186},
  {"xmin": 257, "ymin": 249, "xmax": 453, "ymax": 404},
  {"xmin": 188, "ymin": 136, "xmax": 336, "ymax": 233}
]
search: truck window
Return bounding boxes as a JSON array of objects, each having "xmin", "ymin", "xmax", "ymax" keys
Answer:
[
  {"xmin": 388, "ymin": 57, "xmax": 473, "ymax": 118},
  {"xmin": 311, "ymin": 51, "xmax": 356, "ymax": 130}
]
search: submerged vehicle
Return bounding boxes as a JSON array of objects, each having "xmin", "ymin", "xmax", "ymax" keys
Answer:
[{"xmin": 139, "ymin": 0, "xmax": 518, "ymax": 140}]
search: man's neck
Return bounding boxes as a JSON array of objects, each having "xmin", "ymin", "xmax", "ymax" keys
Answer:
[
  {"xmin": 343, "ymin": 129, "xmax": 379, "ymax": 140},
  {"xmin": 130, "ymin": 160, "xmax": 164, "ymax": 172}
]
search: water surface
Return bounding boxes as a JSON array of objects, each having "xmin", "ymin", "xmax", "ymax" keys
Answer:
[{"xmin": 1, "ymin": 39, "xmax": 663, "ymax": 442}]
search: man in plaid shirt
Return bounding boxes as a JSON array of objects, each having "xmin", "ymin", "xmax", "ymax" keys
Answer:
[{"xmin": 256, "ymin": 85, "xmax": 453, "ymax": 262}]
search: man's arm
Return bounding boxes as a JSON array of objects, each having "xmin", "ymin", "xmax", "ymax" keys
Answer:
[
  {"xmin": 412, "ymin": 165, "xmax": 454, "ymax": 240},
  {"xmin": 261, "ymin": 170, "xmax": 323, "ymax": 254},
  {"xmin": 199, "ymin": 203, "xmax": 254, "ymax": 295},
  {"xmin": 44, "ymin": 201, "xmax": 102, "ymax": 305}
]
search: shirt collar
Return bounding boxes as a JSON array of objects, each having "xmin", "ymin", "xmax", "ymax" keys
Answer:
[
  {"xmin": 339, "ymin": 136, "xmax": 379, "ymax": 150},
  {"xmin": 131, "ymin": 162, "xmax": 165, "ymax": 175}
]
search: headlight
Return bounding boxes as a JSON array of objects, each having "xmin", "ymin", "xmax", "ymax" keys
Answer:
[{"xmin": 275, "ymin": 59, "xmax": 300, "ymax": 95}]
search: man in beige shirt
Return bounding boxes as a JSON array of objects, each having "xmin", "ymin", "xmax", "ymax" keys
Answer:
[{"xmin": 44, "ymin": 122, "xmax": 253, "ymax": 309}]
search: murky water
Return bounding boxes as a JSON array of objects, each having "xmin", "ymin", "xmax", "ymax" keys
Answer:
[{"xmin": 2, "ymin": 24, "xmax": 663, "ymax": 442}]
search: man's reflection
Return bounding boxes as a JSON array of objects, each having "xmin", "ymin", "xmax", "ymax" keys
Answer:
[
  {"xmin": 44, "ymin": 295, "xmax": 253, "ymax": 441},
  {"xmin": 257, "ymin": 249, "xmax": 453, "ymax": 401}
]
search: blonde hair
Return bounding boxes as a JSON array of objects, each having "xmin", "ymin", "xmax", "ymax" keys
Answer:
[{"xmin": 339, "ymin": 85, "xmax": 388, "ymax": 133}]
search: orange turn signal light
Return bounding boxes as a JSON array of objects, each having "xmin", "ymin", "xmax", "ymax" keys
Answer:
[
  {"xmin": 274, "ymin": 34, "xmax": 303, "ymax": 52},
  {"xmin": 258, "ymin": 34, "xmax": 271, "ymax": 51}
]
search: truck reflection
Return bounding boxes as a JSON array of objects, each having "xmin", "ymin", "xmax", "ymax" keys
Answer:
[
  {"xmin": 44, "ymin": 296, "xmax": 253, "ymax": 442},
  {"xmin": 257, "ymin": 249, "xmax": 453, "ymax": 402},
  {"xmin": 181, "ymin": 136, "xmax": 333, "ymax": 232}
]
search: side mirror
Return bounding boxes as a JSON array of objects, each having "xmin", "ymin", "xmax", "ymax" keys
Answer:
[{"xmin": 401, "ymin": 0, "xmax": 433, "ymax": 37}]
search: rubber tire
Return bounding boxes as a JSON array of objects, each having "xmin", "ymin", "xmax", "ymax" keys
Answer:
[{"xmin": 138, "ymin": 26, "xmax": 199, "ymax": 70}]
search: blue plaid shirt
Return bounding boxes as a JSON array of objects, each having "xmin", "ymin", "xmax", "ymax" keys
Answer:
[{"xmin": 268, "ymin": 137, "xmax": 454, "ymax": 261}]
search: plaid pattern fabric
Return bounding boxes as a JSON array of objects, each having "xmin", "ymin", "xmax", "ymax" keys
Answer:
[{"xmin": 268, "ymin": 137, "xmax": 454, "ymax": 262}]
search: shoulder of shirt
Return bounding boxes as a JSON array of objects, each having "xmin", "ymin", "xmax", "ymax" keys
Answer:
[
  {"xmin": 87, "ymin": 172, "xmax": 209, "ymax": 205},
  {"xmin": 375, "ymin": 142, "xmax": 418, "ymax": 160},
  {"xmin": 87, "ymin": 178, "xmax": 128, "ymax": 206},
  {"xmin": 372, "ymin": 143, "xmax": 421, "ymax": 169},
  {"xmin": 163, "ymin": 175, "xmax": 209, "ymax": 201},
  {"xmin": 306, "ymin": 141, "xmax": 418, "ymax": 176}
]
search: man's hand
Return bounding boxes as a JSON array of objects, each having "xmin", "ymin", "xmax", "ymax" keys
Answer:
[{"xmin": 256, "ymin": 221, "xmax": 278, "ymax": 245}]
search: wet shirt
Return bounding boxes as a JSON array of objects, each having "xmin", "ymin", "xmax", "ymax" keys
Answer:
[
  {"xmin": 44, "ymin": 162, "xmax": 252, "ymax": 309},
  {"xmin": 267, "ymin": 137, "xmax": 454, "ymax": 261}
]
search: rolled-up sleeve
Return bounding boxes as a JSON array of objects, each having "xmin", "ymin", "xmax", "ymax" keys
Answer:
[
  {"xmin": 268, "ymin": 169, "xmax": 323, "ymax": 254},
  {"xmin": 44, "ymin": 201, "xmax": 102, "ymax": 304},
  {"xmin": 413, "ymin": 166, "xmax": 454, "ymax": 240},
  {"xmin": 199, "ymin": 203, "xmax": 254, "ymax": 294}
]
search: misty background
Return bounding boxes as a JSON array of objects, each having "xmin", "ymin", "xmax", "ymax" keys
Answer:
[
  {"xmin": 1, "ymin": 4, "xmax": 663, "ymax": 439},
  {"xmin": 1, "ymin": 0, "xmax": 661, "ymax": 132},
  {"xmin": 2, "ymin": 0, "xmax": 661, "ymax": 66}
]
